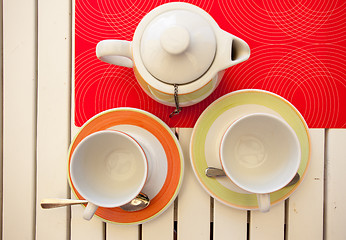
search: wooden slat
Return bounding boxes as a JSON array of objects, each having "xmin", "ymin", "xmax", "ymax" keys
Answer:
[
  {"xmin": 69, "ymin": 87, "xmax": 105, "ymax": 237},
  {"xmin": 177, "ymin": 128, "xmax": 211, "ymax": 240},
  {"xmin": 250, "ymin": 202, "xmax": 285, "ymax": 240},
  {"xmin": 106, "ymin": 224, "xmax": 139, "ymax": 240},
  {"xmin": 2, "ymin": 0, "xmax": 37, "ymax": 239},
  {"xmin": 213, "ymin": 200, "xmax": 247, "ymax": 240},
  {"xmin": 35, "ymin": 0, "xmax": 71, "ymax": 239},
  {"xmin": 141, "ymin": 128, "xmax": 176, "ymax": 240},
  {"xmin": 70, "ymin": 1, "xmax": 105, "ymax": 238},
  {"xmin": 70, "ymin": 80, "xmax": 108, "ymax": 238},
  {"xmin": 325, "ymin": 129, "xmax": 346, "ymax": 240},
  {"xmin": 287, "ymin": 129, "xmax": 324, "ymax": 240},
  {"xmin": 142, "ymin": 204, "xmax": 174, "ymax": 240},
  {"xmin": 70, "ymin": 194, "xmax": 105, "ymax": 240}
]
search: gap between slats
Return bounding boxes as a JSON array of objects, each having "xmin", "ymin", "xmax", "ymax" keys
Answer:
[
  {"xmin": 34, "ymin": 0, "xmax": 39, "ymax": 238},
  {"xmin": 174, "ymin": 197, "xmax": 178, "ymax": 240},
  {"xmin": 173, "ymin": 128, "xmax": 179, "ymax": 240},
  {"xmin": 0, "ymin": 0, "xmax": 3, "ymax": 237},
  {"xmin": 323, "ymin": 128, "xmax": 328, "ymax": 240},
  {"xmin": 66, "ymin": 0, "xmax": 73, "ymax": 238}
]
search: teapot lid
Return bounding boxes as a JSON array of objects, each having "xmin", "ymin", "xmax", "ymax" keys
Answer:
[{"xmin": 140, "ymin": 9, "xmax": 216, "ymax": 85}]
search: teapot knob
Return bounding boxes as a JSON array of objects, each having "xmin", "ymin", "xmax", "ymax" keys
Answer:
[{"xmin": 160, "ymin": 25, "xmax": 190, "ymax": 55}]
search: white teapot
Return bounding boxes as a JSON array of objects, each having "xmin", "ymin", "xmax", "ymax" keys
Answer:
[{"xmin": 96, "ymin": 2, "xmax": 250, "ymax": 113}]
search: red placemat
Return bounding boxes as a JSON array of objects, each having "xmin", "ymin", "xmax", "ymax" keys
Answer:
[{"xmin": 75, "ymin": 0, "xmax": 346, "ymax": 128}]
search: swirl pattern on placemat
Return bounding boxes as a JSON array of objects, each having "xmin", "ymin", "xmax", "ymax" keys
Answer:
[
  {"xmin": 218, "ymin": 0, "xmax": 345, "ymax": 43},
  {"xmin": 262, "ymin": 0, "xmax": 345, "ymax": 42},
  {"xmin": 76, "ymin": 0, "xmax": 215, "ymax": 43}
]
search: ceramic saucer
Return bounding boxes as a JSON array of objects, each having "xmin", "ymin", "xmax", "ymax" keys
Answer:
[
  {"xmin": 190, "ymin": 89, "xmax": 310, "ymax": 210},
  {"xmin": 68, "ymin": 108, "xmax": 184, "ymax": 224}
]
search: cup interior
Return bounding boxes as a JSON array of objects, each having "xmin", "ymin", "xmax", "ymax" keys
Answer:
[
  {"xmin": 70, "ymin": 130, "xmax": 148, "ymax": 208},
  {"xmin": 220, "ymin": 113, "xmax": 300, "ymax": 194}
]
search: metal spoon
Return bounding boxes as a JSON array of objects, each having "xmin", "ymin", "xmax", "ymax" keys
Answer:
[
  {"xmin": 119, "ymin": 193, "xmax": 150, "ymax": 212},
  {"xmin": 41, "ymin": 193, "xmax": 150, "ymax": 211},
  {"xmin": 41, "ymin": 198, "xmax": 88, "ymax": 208},
  {"xmin": 205, "ymin": 167, "xmax": 226, "ymax": 177},
  {"xmin": 205, "ymin": 167, "xmax": 300, "ymax": 187}
]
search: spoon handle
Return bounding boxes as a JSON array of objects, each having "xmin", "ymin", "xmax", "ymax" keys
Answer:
[
  {"xmin": 41, "ymin": 198, "xmax": 88, "ymax": 209},
  {"xmin": 205, "ymin": 167, "xmax": 300, "ymax": 187}
]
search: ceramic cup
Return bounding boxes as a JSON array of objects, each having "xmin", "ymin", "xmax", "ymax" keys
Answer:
[
  {"xmin": 70, "ymin": 130, "xmax": 148, "ymax": 220},
  {"xmin": 219, "ymin": 113, "xmax": 301, "ymax": 212}
]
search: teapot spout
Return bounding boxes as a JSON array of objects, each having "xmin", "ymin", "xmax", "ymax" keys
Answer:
[
  {"xmin": 231, "ymin": 37, "xmax": 250, "ymax": 65},
  {"xmin": 217, "ymin": 30, "xmax": 250, "ymax": 70}
]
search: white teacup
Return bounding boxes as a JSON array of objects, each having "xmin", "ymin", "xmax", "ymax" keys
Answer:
[
  {"xmin": 70, "ymin": 130, "xmax": 148, "ymax": 220},
  {"xmin": 220, "ymin": 113, "xmax": 301, "ymax": 212}
]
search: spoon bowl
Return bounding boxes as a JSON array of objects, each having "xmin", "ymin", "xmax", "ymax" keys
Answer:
[{"xmin": 119, "ymin": 193, "xmax": 150, "ymax": 211}]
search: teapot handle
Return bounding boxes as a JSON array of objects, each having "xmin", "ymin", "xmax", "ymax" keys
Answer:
[
  {"xmin": 218, "ymin": 30, "xmax": 250, "ymax": 69},
  {"xmin": 96, "ymin": 40, "xmax": 134, "ymax": 68}
]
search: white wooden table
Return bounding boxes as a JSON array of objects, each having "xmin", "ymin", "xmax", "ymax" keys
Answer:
[{"xmin": 2, "ymin": 0, "xmax": 346, "ymax": 239}]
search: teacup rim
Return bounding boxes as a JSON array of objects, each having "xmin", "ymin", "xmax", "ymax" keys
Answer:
[
  {"xmin": 219, "ymin": 112, "xmax": 301, "ymax": 194},
  {"xmin": 70, "ymin": 129, "xmax": 149, "ymax": 208}
]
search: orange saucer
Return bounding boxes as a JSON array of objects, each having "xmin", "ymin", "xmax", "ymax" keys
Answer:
[{"xmin": 68, "ymin": 108, "xmax": 184, "ymax": 224}]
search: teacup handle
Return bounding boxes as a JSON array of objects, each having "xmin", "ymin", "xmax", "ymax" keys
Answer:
[
  {"xmin": 96, "ymin": 40, "xmax": 134, "ymax": 68},
  {"xmin": 83, "ymin": 202, "xmax": 98, "ymax": 220},
  {"xmin": 257, "ymin": 193, "xmax": 271, "ymax": 213}
]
